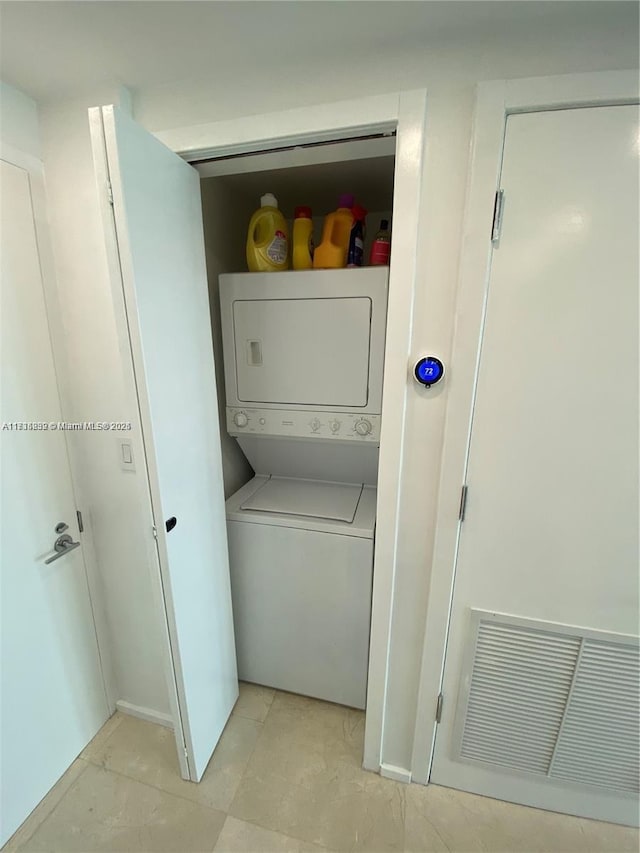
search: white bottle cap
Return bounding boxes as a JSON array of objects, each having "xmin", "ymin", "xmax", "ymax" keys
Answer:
[{"xmin": 261, "ymin": 193, "xmax": 278, "ymax": 208}]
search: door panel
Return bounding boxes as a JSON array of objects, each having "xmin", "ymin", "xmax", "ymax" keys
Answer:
[
  {"xmin": 1, "ymin": 160, "xmax": 107, "ymax": 844},
  {"xmin": 90, "ymin": 106, "xmax": 238, "ymax": 781},
  {"xmin": 431, "ymin": 106, "xmax": 639, "ymax": 825}
]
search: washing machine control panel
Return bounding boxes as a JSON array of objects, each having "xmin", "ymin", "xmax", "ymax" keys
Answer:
[{"xmin": 227, "ymin": 408, "xmax": 381, "ymax": 442}]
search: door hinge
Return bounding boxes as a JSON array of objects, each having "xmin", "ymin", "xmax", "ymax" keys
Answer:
[
  {"xmin": 152, "ymin": 525, "xmax": 158, "ymax": 540},
  {"xmin": 107, "ymin": 182, "xmax": 114, "ymax": 205},
  {"xmin": 435, "ymin": 692, "xmax": 444, "ymax": 724},
  {"xmin": 491, "ymin": 189, "xmax": 505, "ymax": 243},
  {"xmin": 76, "ymin": 509, "xmax": 84, "ymax": 533},
  {"xmin": 458, "ymin": 485, "xmax": 468, "ymax": 522}
]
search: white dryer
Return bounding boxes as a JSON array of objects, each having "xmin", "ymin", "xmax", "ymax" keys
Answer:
[{"xmin": 219, "ymin": 268, "xmax": 388, "ymax": 709}]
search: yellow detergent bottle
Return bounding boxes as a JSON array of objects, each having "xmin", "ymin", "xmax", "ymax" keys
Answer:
[
  {"xmin": 246, "ymin": 193, "xmax": 289, "ymax": 272},
  {"xmin": 292, "ymin": 206, "xmax": 314, "ymax": 270}
]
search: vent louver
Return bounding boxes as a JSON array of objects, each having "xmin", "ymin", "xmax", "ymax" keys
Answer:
[{"xmin": 456, "ymin": 612, "xmax": 639, "ymax": 795}]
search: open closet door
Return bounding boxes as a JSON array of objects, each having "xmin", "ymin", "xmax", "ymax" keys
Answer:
[{"xmin": 89, "ymin": 105, "xmax": 238, "ymax": 781}]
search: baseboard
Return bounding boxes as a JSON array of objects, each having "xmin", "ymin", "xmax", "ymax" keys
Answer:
[
  {"xmin": 116, "ymin": 700, "xmax": 173, "ymax": 729},
  {"xmin": 379, "ymin": 762, "xmax": 412, "ymax": 784}
]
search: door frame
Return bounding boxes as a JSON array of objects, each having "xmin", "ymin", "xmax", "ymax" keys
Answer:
[
  {"xmin": 409, "ymin": 69, "xmax": 640, "ymax": 786},
  {"xmin": 156, "ymin": 90, "xmax": 428, "ymax": 773},
  {"xmin": 0, "ymin": 139, "xmax": 115, "ymax": 715}
]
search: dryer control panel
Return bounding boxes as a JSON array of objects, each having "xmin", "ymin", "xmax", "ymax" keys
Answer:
[{"xmin": 227, "ymin": 407, "xmax": 381, "ymax": 443}]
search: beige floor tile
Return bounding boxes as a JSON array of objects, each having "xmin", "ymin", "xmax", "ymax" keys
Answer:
[
  {"xmin": 10, "ymin": 696, "xmax": 637, "ymax": 853},
  {"xmin": 271, "ymin": 691, "xmax": 330, "ymax": 714},
  {"xmin": 231, "ymin": 690, "xmax": 402, "ymax": 850},
  {"xmin": 214, "ymin": 815, "xmax": 328, "ymax": 852},
  {"xmin": 2, "ymin": 759, "xmax": 88, "ymax": 853},
  {"xmin": 578, "ymin": 817, "xmax": 639, "ymax": 852},
  {"xmin": 230, "ymin": 760, "xmax": 405, "ymax": 852},
  {"xmin": 19, "ymin": 763, "xmax": 225, "ymax": 853},
  {"xmin": 233, "ymin": 682, "xmax": 276, "ymax": 723},
  {"xmin": 245, "ymin": 692, "xmax": 365, "ymax": 790},
  {"xmin": 271, "ymin": 690, "xmax": 363, "ymax": 723},
  {"xmin": 84, "ymin": 711, "xmax": 262, "ymax": 811},
  {"xmin": 404, "ymin": 783, "xmax": 639, "ymax": 853},
  {"xmin": 79, "ymin": 711, "xmax": 124, "ymax": 762}
]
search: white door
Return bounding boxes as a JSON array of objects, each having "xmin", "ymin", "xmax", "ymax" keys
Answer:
[
  {"xmin": 0, "ymin": 159, "xmax": 108, "ymax": 844},
  {"xmin": 89, "ymin": 106, "xmax": 238, "ymax": 782},
  {"xmin": 431, "ymin": 106, "xmax": 639, "ymax": 825}
]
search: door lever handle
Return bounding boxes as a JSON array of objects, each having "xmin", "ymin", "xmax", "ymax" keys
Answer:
[{"xmin": 45, "ymin": 533, "xmax": 81, "ymax": 564}]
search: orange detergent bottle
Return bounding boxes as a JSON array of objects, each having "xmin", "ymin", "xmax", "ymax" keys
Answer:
[
  {"xmin": 313, "ymin": 194, "xmax": 354, "ymax": 269},
  {"xmin": 246, "ymin": 193, "xmax": 289, "ymax": 272}
]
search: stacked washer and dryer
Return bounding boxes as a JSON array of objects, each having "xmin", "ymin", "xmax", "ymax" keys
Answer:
[{"xmin": 219, "ymin": 267, "xmax": 388, "ymax": 710}]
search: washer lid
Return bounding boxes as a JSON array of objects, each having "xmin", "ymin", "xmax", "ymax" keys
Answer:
[{"xmin": 240, "ymin": 477, "xmax": 363, "ymax": 523}]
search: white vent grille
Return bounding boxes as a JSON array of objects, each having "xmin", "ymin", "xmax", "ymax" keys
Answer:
[
  {"xmin": 551, "ymin": 640, "xmax": 639, "ymax": 793},
  {"xmin": 456, "ymin": 613, "xmax": 640, "ymax": 794}
]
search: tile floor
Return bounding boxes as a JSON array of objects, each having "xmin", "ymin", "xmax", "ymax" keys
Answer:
[{"xmin": 4, "ymin": 684, "xmax": 638, "ymax": 853}]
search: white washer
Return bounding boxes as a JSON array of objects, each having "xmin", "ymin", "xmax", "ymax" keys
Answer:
[{"xmin": 226, "ymin": 475, "xmax": 376, "ymax": 709}]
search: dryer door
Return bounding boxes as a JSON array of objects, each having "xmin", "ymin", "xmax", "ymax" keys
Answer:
[{"xmin": 234, "ymin": 296, "xmax": 372, "ymax": 406}]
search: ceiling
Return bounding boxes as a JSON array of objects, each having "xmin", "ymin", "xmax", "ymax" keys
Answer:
[{"xmin": 1, "ymin": 1, "xmax": 637, "ymax": 104}]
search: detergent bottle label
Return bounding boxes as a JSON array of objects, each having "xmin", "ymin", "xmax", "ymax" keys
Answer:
[{"xmin": 267, "ymin": 231, "xmax": 288, "ymax": 264}]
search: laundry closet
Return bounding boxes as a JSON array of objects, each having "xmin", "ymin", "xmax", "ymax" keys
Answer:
[
  {"xmin": 88, "ymin": 105, "xmax": 401, "ymax": 783},
  {"xmin": 197, "ymin": 141, "xmax": 395, "ymax": 711}
]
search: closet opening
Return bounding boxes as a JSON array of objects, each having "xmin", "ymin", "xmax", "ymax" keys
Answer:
[{"xmin": 196, "ymin": 133, "xmax": 396, "ymax": 714}]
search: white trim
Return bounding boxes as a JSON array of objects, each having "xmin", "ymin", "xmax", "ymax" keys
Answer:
[
  {"xmin": 155, "ymin": 93, "xmax": 400, "ymax": 160},
  {"xmin": 152, "ymin": 90, "xmax": 428, "ymax": 775},
  {"xmin": 0, "ymin": 140, "xmax": 116, "ymax": 717},
  {"xmin": 410, "ymin": 69, "xmax": 640, "ymax": 788},
  {"xmin": 380, "ymin": 763, "xmax": 412, "ymax": 784},
  {"xmin": 194, "ymin": 136, "xmax": 396, "ymax": 179},
  {"xmin": 503, "ymin": 69, "xmax": 639, "ymax": 113},
  {"xmin": 116, "ymin": 700, "xmax": 173, "ymax": 729},
  {"xmin": 365, "ymin": 89, "xmax": 428, "ymax": 772}
]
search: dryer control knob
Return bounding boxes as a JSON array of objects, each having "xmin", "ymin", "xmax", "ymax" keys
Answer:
[
  {"xmin": 309, "ymin": 417, "xmax": 321, "ymax": 433},
  {"xmin": 233, "ymin": 412, "xmax": 248, "ymax": 428},
  {"xmin": 329, "ymin": 419, "xmax": 341, "ymax": 433},
  {"xmin": 355, "ymin": 418, "xmax": 372, "ymax": 436}
]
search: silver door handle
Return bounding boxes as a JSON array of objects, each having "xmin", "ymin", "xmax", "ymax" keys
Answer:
[{"xmin": 45, "ymin": 533, "xmax": 81, "ymax": 564}]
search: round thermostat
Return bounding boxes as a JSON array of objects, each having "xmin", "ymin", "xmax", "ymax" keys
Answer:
[{"xmin": 414, "ymin": 356, "xmax": 445, "ymax": 388}]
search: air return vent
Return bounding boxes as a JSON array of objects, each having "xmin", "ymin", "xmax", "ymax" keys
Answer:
[{"xmin": 455, "ymin": 612, "xmax": 639, "ymax": 795}]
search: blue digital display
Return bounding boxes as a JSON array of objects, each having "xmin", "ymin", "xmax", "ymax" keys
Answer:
[{"xmin": 415, "ymin": 357, "xmax": 444, "ymax": 387}]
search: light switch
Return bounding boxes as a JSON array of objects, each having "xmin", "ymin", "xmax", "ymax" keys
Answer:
[{"xmin": 120, "ymin": 441, "xmax": 135, "ymax": 471}]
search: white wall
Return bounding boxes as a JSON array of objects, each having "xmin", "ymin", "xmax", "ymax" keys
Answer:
[
  {"xmin": 35, "ymin": 20, "xmax": 638, "ymax": 774},
  {"xmin": 0, "ymin": 81, "xmax": 40, "ymax": 158}
]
